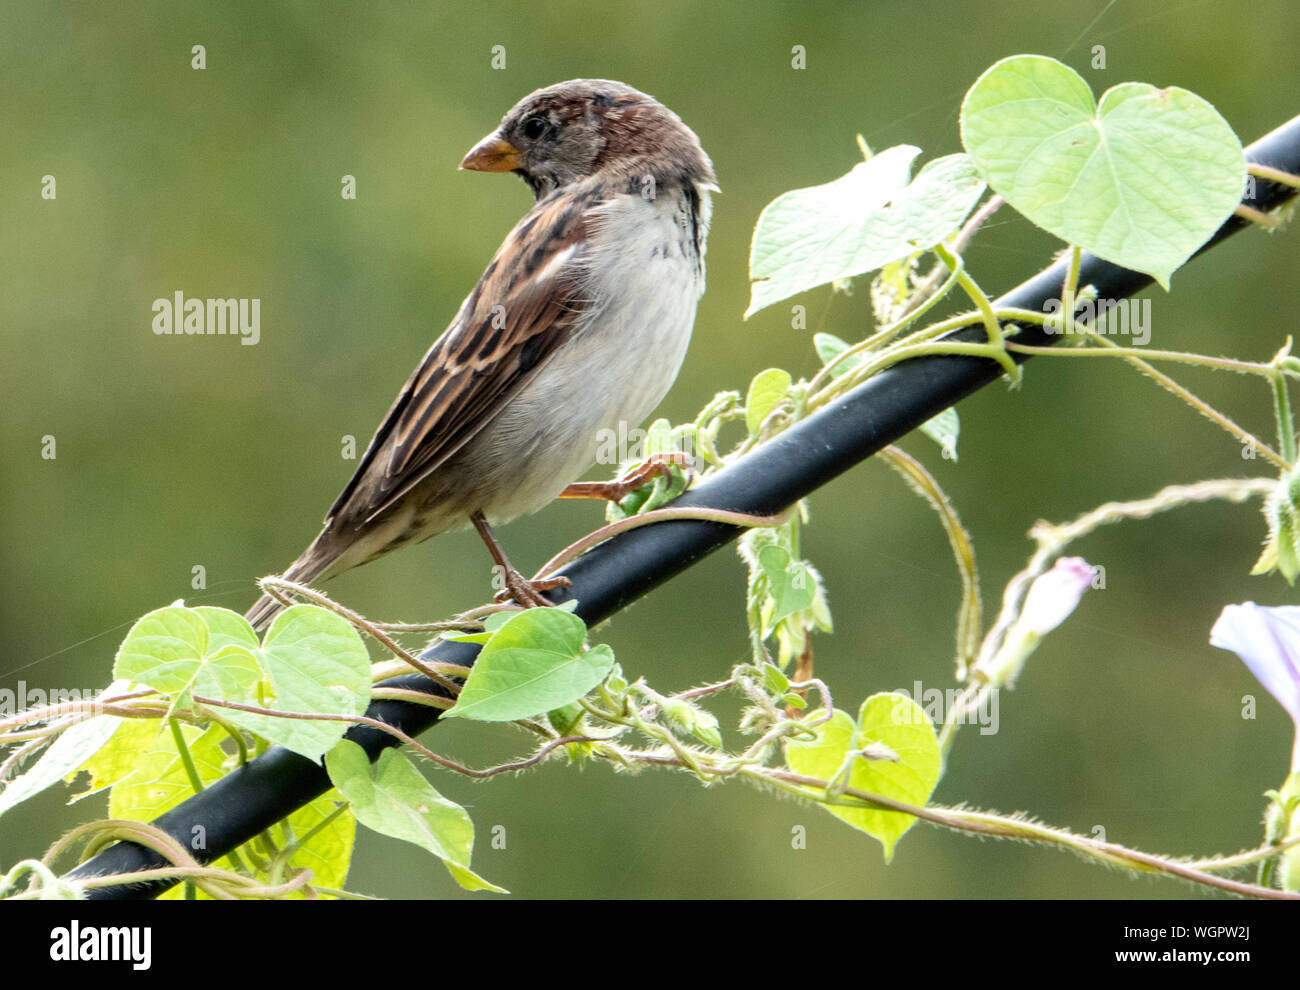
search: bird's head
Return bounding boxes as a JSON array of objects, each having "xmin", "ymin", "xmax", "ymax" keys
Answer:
[{"xmin": 460, "ymin": 79, "xmax": 714, "ymax": 200}]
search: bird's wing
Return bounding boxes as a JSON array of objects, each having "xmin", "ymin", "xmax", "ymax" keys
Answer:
[{"xmin": 325, "ymin": 189, "xmax": 596, "ymax": 528}]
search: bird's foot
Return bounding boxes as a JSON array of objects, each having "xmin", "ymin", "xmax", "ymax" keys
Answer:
[
  {"xmin": 493, "ymin": 568, "xmax": 572, "ymax": 608},
  {"xmin": 559, "ymin": 452, "xmax": 693, "ymax": 502}
]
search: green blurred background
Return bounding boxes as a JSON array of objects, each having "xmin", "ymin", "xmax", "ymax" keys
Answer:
[{"xmin": 4, "ymin": 0, "xmax": 1299, "ymax": 899}]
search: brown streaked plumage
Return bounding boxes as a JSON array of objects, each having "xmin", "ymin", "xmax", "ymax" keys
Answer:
[
  {"xmin": 329, "ymin": 195, "xmax": 593, "ymax": 527},
  {"xmin": 246, "ymin": 80, "xmax": 715, "ymax": 630}
]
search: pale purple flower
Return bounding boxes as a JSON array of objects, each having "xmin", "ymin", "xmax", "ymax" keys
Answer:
[
  {"xmin": 1210, "ymin": 602, "xmax": 1300, "ymax": 770},
  {"xmin": 1019, "ymin": 557, "xmax": 1097, "ymax": 637}
]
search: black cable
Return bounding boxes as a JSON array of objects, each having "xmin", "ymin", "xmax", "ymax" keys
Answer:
[{"xmin": 69, "ymin": 114, "xmax": 1300, "ymax": 899}]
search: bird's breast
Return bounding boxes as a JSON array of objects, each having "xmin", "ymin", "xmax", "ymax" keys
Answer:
[{"xmin": 464, "ymin": 184, "xmax": 711, "ymax": 523}]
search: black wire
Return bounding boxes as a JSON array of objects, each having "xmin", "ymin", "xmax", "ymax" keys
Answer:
[{"xmin": 68, "ymin": 115, "xmax": 1300, "ymax": 899}]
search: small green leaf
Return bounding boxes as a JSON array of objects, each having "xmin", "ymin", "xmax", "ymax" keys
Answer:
[
  {"xmin": 326, "ymin": 740, "xmax": 505, "ymax": 893},
  {"xmin": 758, "ymin": 545, "xmax": 816, "ymax": 627},
  {"xmin": 919, "ymin": 407, "xmax": 960, "ymax": 461},
  {"xmin": 1275, "ymin": 503, "xmax": 1300, "ymax": 586},
  {"xmin": 784, "ymin": 694, "xmax": 941, "ymax": 860},
  {"xmin": 747, "ymin": 147, "xmax": 985, "ymax": 316},
  {"xmin": 745, "ymin": 368, "xmax": 793, "ymax": 435},
  {"xmin": 762, "ymin": 663, "xmax": 791, "ymax": 695},
  {"xmin": 444, "ymin": 608, "xmax": 615, "ymax": 722},
  {"xmin": 691, "ymin": 710, "xmax": 724, "ymax": 749},
  {"xmin": 961, "ymin": 55, "xmax": 1245, "ymax": 288},
  {"xmin": 813, "ymin": 333, "xmax": 863, "ymax": 379},
  {"xmin": 605, "ymin": 664, "xmax": 629, "ymax": 695},
  {"xmin": 643, "ymin": 418, "xmax": 674, "ymax": 457},
  {"xmin": 1255, "ymin": 478, "xmax": 1300, "ymax": 584},
  {"xmin": 547, "ymin": 701, "xmax": 585, "ymax": 737}
]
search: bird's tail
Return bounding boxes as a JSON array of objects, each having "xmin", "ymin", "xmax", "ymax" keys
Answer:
[{"xmin": 245, "ymin": 533, "xmax": 341, "ymax": 632}]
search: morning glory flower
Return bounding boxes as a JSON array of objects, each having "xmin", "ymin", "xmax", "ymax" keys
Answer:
[{"xmin": 1210, "ymin": 602, "xmax": 1300, "ymax": 771}]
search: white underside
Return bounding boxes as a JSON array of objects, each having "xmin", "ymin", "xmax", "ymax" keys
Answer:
[{"xmin": 455, "ymin": 184, "xmax": 710, "ymax": 524}]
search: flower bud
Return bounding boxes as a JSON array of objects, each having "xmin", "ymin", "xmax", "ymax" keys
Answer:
[
  {"xmin": 977, "ymin": 557, "xmax": 1097, "ymax": 688},
  {"xmin": 1019, "ymin": 557, "xmax": 1097, "ymax": 636}
]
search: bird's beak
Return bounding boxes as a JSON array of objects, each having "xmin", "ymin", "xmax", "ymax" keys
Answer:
[{"xmin": 460, "ymin": 132, "xmax": 520, "ymax": 172}]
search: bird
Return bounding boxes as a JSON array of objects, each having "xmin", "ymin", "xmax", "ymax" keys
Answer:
[{"xmin": 245, "ymin": 79, "xmax": 717, "ymax": 630}]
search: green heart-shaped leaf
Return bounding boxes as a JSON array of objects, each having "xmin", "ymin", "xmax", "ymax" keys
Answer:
[
  {"xmin": 113, "ymin": 605, "xmax": 263, "ymax": 712},
  {"xmin": 961, "ymin": 55, "xmax": 1245, "ymax": 288},
  {"xmin": 747, "ymin": 147, "xmax": 985, "ymax": 316},
  {"xmin": 214, "ymin": 605, "xmax": 371, "ymax": 761},
  {"xmin": 785, "ymin": 694, "xmax": 941, "ymax": 860},
  {"xmin": 758, "ymin": 545, "xmax": 816, "ymax": 627},
  {"xmin": 444, "ymin": 607, "xmax": 615, "ymax": 722}
]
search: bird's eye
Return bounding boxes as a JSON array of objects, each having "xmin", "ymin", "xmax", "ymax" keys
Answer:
[{"xmin": 521, "ymin": 115, "xmax": 548, "ymax": 140}]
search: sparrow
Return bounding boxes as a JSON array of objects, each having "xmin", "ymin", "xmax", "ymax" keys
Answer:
[{"xmin": 245, "ymin": 79, "xmax": 716, "ymax": 630}]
